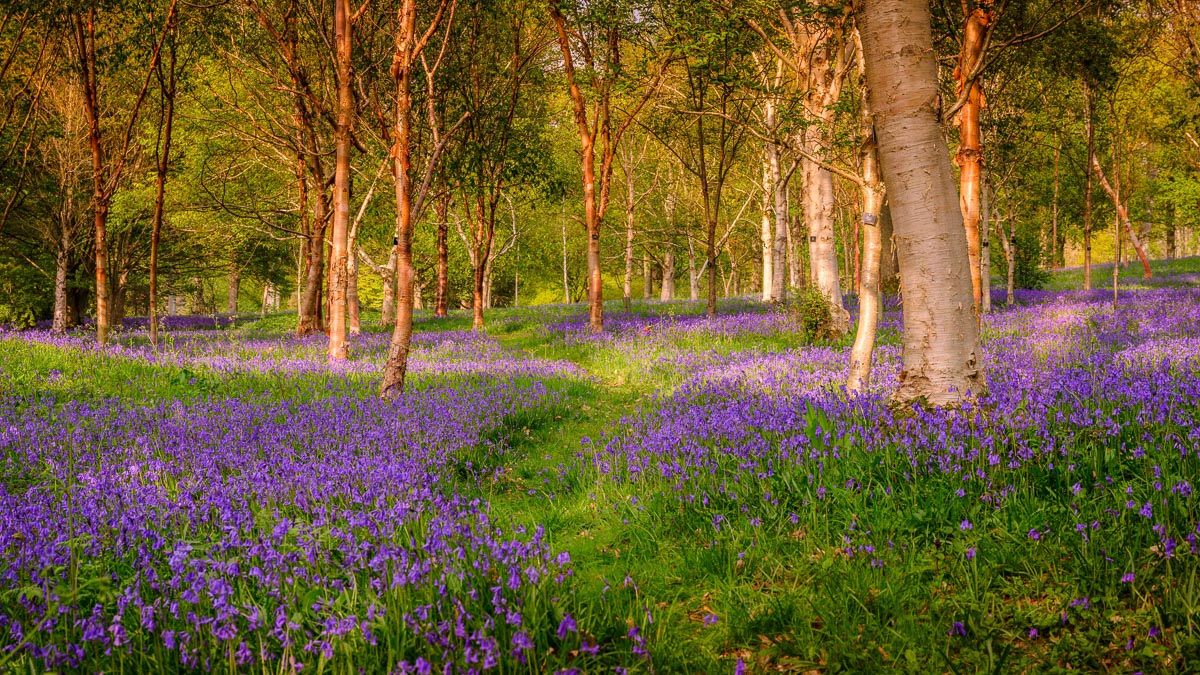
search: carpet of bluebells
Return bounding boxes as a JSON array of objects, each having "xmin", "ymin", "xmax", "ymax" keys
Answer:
[{"xmin": 2, "ymin": 264, "xmax": 1200, "ymax": 673}]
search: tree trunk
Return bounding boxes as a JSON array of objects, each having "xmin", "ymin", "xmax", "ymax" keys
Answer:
[
  {"xmin": 227, "ymin": 266, "xmax": 240, "ymax": 314},
  {"xmin": 688, "ymin": 238, "xmax": 700, "ymax": 302},
  {"xmin": 623, "ymin": 168, "xmax": 636, "ymax": 310},
  {"xmin": 435, "ymin": 191, "xmax": 450, "ymax": 317},
  {"xmin": 52, "ymin": 238, "xmax": 70, "ymax": 334},
  {"xmin": 1002, "ymin": 207, "xmax": 1015, "ymax": 306},
  {"xmin": 801, "ymin": 147, "xmax": 849, "ymax": 333},
  {"xmin": 347, "ymin": 238, "xmax": 361, "ymax": 334},
  {"xmin": 661, "ymin": 251, "xmax": 675, "ymax": 301},
  {"xmin": 561, "ymin": 214, "xmax": 570, "ymax": 303},
  {"xmin": 954, "ymin": 7, "xmax": 989, "ymax": 317},
  {"xmin": 760, "ymin": 165, "xmax": 773, "ymax": 304},
  {"xmin": 149, "ymin": 20, "xmax": 177, "ymax": 348},
  {"xmin": 1082, "ymin": 82, "xmax": 1094, "ymax": 291},
  {"xmin": 380, "ymin": 0, "xmax": 422, "ymax": 399},
  {"xmin": 1091, "ymin": 153, "xmax": 1152, "ymax": 279},
  {"xmin": 878, "ymin": 202, "xmax": 898, "ymax": 294},
  {"xmin": 980, "ymin": 169, "xmax": 991, "ymax": 313},
  {"xmin": 859, "ymin": 0, "xmax": 986, "ymax": 406},
  {"xmin": 1166, "ymin": 206, "xmax": 1177, "ymax": 258},
  {"xmin": 1051, "ymin": 133, "xmax": 1060, "ymax": 269},
  {"xmin": 326, "ymin": 0, "xmax": 353, "ymax": 359},
  {"xmin": 847, "ymin": 69, "xmax": 885, "ymax": 394},
  {"xmin": 642, "ymin": 256, "xmax": 652, "ymax": 299}
]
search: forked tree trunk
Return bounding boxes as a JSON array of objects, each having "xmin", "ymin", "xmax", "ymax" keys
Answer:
[
  {"xmin": 859, "ymin": 0, "xmax": 986, "ymax": 406},
  {"xmin": 327, "ymin": 0, "xmax": 353, "ymax": 360},
  {"xmin": 954, "ymin": 7, "xmax": 990, "ymax": 317},
  {"xmin": 73, "ymin": 5, "xmax": 175, "ymax": 346},
  {"xmin": 149, "ymin": 17, "xmax": 177, "ymax": 348}
]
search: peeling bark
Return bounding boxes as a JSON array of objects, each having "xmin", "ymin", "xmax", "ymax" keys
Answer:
[{"xmin": 859, "ymin": 0, "xmax": 986, "ymax": 406}]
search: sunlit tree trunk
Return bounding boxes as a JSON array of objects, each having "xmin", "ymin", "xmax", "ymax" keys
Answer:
[
  {"xmin": 859, "ymin": 0, "xmax": 986, "ymax": 406},
  {"xmin": 72, "ymin": 5, "xmax": 174, "ymax": 346},
  {"xmin": 380, "ymin": 0, "xmax": 432, "ymax": 398},
  {"xmin": 642, "ymin": 256, "xmax": 652, "ymax": 299},
  {"xmin": 760, "ymin": 148, "xmax": 774, "ymax": 302},
  {"xmin": 327, "ymin": 0, "xmax": 353, "ymax": 360},
  {"xmin": 847, "ymin": 60, "xmax": 885, "ymax": 393},
  {"xmin": 1092, "ymin": 153, "xmax": 1152, "ymax": 279},
  {"xmin": 954, "ymin": 7, "xmax": 990, "ymax": 317},
  {"xmin": 660, "ymin": 251, "xmax": 675, "ymax": 301},
  {"xmin": 623, "ymin": 175, "xmax": 636, "ymax": 310}
]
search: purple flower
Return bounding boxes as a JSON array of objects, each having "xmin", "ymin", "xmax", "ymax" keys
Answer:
[{"xmin": 556, "ymin": 614, "xmax": 577, "ymax": 640}]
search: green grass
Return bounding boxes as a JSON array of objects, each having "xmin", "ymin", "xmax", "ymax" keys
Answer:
[{"xmin": 4, "ymin": 260, "xmax": 1200, "ymax": 673}]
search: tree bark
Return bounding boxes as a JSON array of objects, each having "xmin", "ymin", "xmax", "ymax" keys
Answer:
[
  {"xmin": 878, "ymin": 201, "xmax": 898, "ymax": 293},
  {"xmin": 760, "ymin": 146, "xmax": 774, "ymax": 302},
  {"xmin": 149, "ymin": 14, "xmax": 177, "ymax": 348},
  {"xmin": 72, "ymin": 4, "xmax": 175, "ymax": 346},
  {"xmin": 660, "ymin": 250, "xmax": 675, "ymax": 301},
  {"xmin": 379, "ymin": 244, "xmax": 398, "ymax": 325},
  {"xmin": 52, "ymin": 235, "xmax": 71, "ymax": 334},
  {"xmin": 801, "ymin": 147, "xmax": 849, "ymax": 332},
  {"xmin": 327, "ymin": 0, "xmax": 353, "ymax": 359},
  {"xmin": 847, "ymin": 70, "xmax": 885, "ymax": 394},
  {"xmin": 227, "ymin": 266, "xmax": 240, "ymax": 314},
  {"xmin": 623, "ymin": 168, "xmax": 636, "ymax": 310},
  {"xmin": 859, "ymin": 0, "xmax": 986, "ymax": 406},
  {"xmin": 980, "ymin": 169, "xmax": 991, "ymax": 313},
  {"xmin": 954, "ymin": 7, "xmax": 990, "ymax": 317},
  {"xmin": 435, "ymin": 191, "xmax": 450, "ymax": 316},
  {"xmin": 1082, "ymin": 82, "xmax": 1095, "ymax": 291},
  {"xmin": 1091, "ymin": 153, "xmax": 1152, "ymax": 279},
  {"xmin": 380, "ymin": 0, "xmax": 450, "ymax": 397}
]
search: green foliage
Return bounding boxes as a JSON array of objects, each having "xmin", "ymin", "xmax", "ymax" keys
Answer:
[{"xmin": 788, "ymin": 286, "xmax": 841, "ymax": 342}]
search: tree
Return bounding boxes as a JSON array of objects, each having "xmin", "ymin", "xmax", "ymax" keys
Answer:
[
  {"xmin": 379, "ymin": 0, "xmax": 454, "ymax": 399},
  {"xmin": 73, "ymin": 1, "xmax": 178, "ymax": 346},
  {"xmin": 549, "ymin": 0, "xmax": 665, "ymax": 331},
  {"xmin": 859, "ymin": 0, "xmax": 986, "ymax": 405}
]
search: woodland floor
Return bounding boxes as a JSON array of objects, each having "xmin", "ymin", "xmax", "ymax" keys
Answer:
[{"xmin": 2, "ymin": 259, "xmax": 1200, "ymax": 673}]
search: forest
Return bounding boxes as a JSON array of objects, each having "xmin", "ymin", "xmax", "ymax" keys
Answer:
[{"xmin": 1, "ymin": 0, "xmax": 1200, "ymax": 672}]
